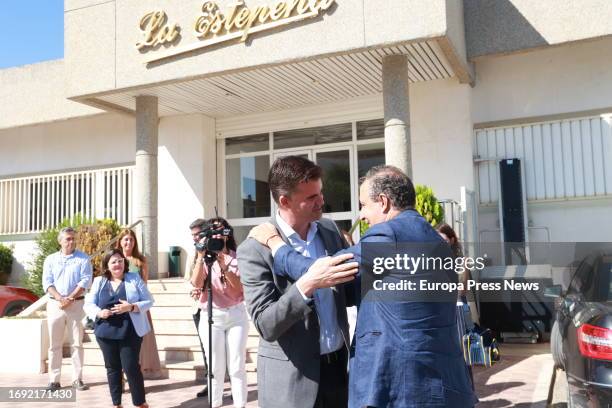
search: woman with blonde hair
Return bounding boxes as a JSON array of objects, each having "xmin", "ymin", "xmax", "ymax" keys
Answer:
[{"xmin": 116, "ymin": 229, "xmax": 162, "ymax": 379}]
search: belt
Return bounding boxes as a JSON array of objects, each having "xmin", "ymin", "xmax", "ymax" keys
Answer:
[
  {"xmin": 321, "ymin": 348, "xmax": 344, "ymax": 365},
  {"xmin": 51, "ymin": 296, "xmax": 85, "ymax": 301}
]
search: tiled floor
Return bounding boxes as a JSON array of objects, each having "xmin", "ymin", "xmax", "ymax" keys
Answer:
[{"xmin": 0, "ymin": 343, "xmax": 555, "ymax": 407}]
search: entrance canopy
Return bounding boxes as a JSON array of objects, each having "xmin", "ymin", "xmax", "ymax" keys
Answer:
[
  {"xmin": 66, "ymin": 0, "xmax": 472, "ymax": 117},
  {"xmin": 85, "ymin": 42, "xmax": 455, "ymax": 118}
]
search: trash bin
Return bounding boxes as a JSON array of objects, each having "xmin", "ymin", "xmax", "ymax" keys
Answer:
[{"xmin": 168, "ymin": 246, "xmax": 181, "ymax": 278}]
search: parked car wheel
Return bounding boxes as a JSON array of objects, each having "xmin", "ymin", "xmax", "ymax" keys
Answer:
[
  {"xmin": 550, "ymin": 320, "xmax": 565, "ymax": 369},
  {"xmin": 3, "ymin": 300, "xmax": 32, "ymax": 316}
]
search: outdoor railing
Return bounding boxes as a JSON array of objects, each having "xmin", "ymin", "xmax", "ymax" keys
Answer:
[{"xmin": 0, "ymin": 165, "xmax": 134, "ymax": 235}]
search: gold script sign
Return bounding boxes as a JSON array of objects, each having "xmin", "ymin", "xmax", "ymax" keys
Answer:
[
  {"xmin": 136, "ymin": 11, "xmax": 181, "ymax": 50},
  {"xmin": 137, "ymin": 0, "xmax": 336, "ymax": 64},
  {"xmin": 195, "ymin": 0, "xmax": 335, "ymax": 42}
]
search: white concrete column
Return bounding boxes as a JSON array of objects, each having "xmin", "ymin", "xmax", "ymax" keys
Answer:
[
  {"xmin": 134, "ymin": 95, "xmax": 160, "ymax": 278},
  {"xmin": 383, "ymin": 55, "xmax": 412, "ymax": 178}
]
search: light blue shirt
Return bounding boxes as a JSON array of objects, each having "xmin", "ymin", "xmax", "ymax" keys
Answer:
[
  {"xmin": 276, "ymin": 213, "xmax": 344, "ymax": 354},
  {"xmin": 42, "ymin": 250, "xmax": 93, "ymax": 296}
]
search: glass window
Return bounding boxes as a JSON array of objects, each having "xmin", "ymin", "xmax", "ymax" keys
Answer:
[
  {"xmin": 226, "ymin": 156, "xmax": 271, "ymax": 218},
  {"xmin": 274, "ymin": 123, "xmax": 352, "ymax": 150},
  {"xmin": 225, "ymin": 134, "xmax": 269, "ymax": 155},
  {"xmin": 357, "ymin": 143, "xmax": 385, "ymax": 178},
  {"xmin": 232, "ymin": 226, "xmax": 254, "ymax": 246},
  {"xmin": 317, "ymin": 150, "xmax": 352, "ymax": 213},
  {"xmin": 357, "ymin": 119, "xmax": 384, "ymax": 141}
]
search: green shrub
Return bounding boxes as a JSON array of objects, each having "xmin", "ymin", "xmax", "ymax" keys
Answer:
[
  {"xmin": 358, "ymin": 219, "xmax": 370, "ymax": 236},
  {"xmin": 415, "ymin": 185, "xmax": 444, "ymax": 227},
  {"xmin": 0, "ymin": 243, "xmax": 14, "ymax": 285},
  {"xmin": 22, "ymin": 215, "xmax": 121, "ymax": 297}
]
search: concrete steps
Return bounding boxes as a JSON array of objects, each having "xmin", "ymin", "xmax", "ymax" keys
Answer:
[{"xmin": 71, "ymin": 277, "xmax": 260, "ymax": 380}]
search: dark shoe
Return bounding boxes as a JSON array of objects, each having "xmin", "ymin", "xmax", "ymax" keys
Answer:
[
  {"xmin": 196, "ymin": 385, "xmax": 208, "ymax": 398},
  {"xmin": 72, "ymin": 380, "xmax": 89, "ymax": 391},
  {"xmin": 46, "ymin": 382, "xmax": 61, "ymax": 392}
]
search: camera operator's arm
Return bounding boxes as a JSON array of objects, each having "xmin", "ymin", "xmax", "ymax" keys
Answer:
[
  {"xmin": 190, "ymin": 251, "xmax": 209, "ymax": 289},
  {"xmin": 218, "ymin": 252, "xmax": 242, "ymax": 290}
]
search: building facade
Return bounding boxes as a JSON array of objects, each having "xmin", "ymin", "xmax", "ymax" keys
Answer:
[{"xmin": 2, "ymin": 0, "xmax": 612, "ymax": 281}]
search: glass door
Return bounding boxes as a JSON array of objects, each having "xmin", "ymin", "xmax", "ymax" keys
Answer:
[
  {"xmin": 313, "ymin": 146, "xmax": 356, "ymax": 236},
  {"xmin": 272, "ymin": 147, "xmax": 356, "ymax": 235},
  {"xmin": 223, "ymin": 120, "xmax": 385, "ymax": 245}
]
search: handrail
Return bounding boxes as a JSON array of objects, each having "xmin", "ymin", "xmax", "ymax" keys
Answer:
[{"xmin": 16, "ymin": 220, "xmax": 144, "ymax": 318}]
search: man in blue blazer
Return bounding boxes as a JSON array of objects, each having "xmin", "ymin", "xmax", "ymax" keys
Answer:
[{"xmin": 248, "ymin": 165, "xmax": 477, "ymax": 408}]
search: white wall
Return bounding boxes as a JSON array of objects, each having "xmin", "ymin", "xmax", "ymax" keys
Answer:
[
  {"xmin": 0, "ymin": 113, "xmax": 135, "ymax": 177},
  {"xmin": 410, "ymin": 77, "xmax": 474, "ymax": 203},
  {"xmin": 157, "ymin": 114, "xmax": 216, "ymax": 275},
  {"xmin": 478, "ymin": 198, "xmax": 612, "ymax": 244},
  {"xmin": 0, "ymin": 60, "xmax": 101, "ymax": 130},
  {"xmin": 472, "ymin": 37, "xmax": 612, "ymax": 244},
  {"xmin": 472, "ymin": 36, "xmax": 612, "ymax": 124}
]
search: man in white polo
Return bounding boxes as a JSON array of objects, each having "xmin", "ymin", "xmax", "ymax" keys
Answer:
[{"xmin": 43, "ymin": 227, "xmax": 93, "ymax": 391}]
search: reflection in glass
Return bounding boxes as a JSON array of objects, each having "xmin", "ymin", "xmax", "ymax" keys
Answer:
[
  {"xmin": 357, "ymin": 143, "xmax": 385, "ymax": 178},
  {"xmin": 274, "ymin": 123, "xmax": 352, "ymax": 149},
  {"xmin": 357, "ymin": 119, "xmax": 384, "ymax": 141},
  {"xmin": 225, "ymin": 134, "xmax": 269, "ymax": 155},
  {"xmin": 317, "ymin": 150, "xmax": 351, "ymax": 213},
  {"xmin": 232, "ymin": 226, "xmax": 253, "ymax": 246},
  {"xmin": 226, "ymin": 156, "xmax": 271, "ymax": 218}
]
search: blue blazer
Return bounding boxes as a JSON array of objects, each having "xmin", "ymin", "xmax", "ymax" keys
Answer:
[
  {"xmin": 272, "ymin": 210, "xmax": 478, "ymax": 408},
  {"xmin": 84, "ymin": 272, "xmax": 154, "ymax": 337}
]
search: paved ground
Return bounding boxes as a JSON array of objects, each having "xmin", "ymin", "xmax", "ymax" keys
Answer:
[
  {"xmin": 0, "ymin": 371, "xmax": 259, "ymax": 408},
  {"xmin": 0, "ymin": 343, "xmax": 562, "ymax": 407},
  {"xmin": 472, "ymin": 342, "xmax": 560, "ymax": 408},
  {"xmin": 550, "ymin": 367, "xmax": 569, "ymax": 408}
]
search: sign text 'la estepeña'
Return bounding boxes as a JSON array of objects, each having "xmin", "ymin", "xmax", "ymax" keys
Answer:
[{"xmin": 137, "ymin": 0, "xmax": 336, "ymax": 64}]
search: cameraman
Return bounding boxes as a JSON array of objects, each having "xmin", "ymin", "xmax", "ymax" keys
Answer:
[{"xmin": 190, "ymin": 217, "xmax": 248, "ymax": 408}]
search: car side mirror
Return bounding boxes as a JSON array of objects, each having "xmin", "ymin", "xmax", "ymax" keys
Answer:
[{"xmin": 544, "ymin": 284, "xmax": 563, "ymax": 298}]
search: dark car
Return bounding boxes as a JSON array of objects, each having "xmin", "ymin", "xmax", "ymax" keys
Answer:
[
  {"xmin": 0, "ymin": 286, "xmax": 39, "ymax": 317},
  {"xmin": 548, "ymin": 251, "xmax": 612, "ymax": 407}
]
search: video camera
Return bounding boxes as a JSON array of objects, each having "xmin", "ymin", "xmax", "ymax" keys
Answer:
[{"xmin": 194, "ymin": 222, "xmax": 232, "ymax": 252}]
